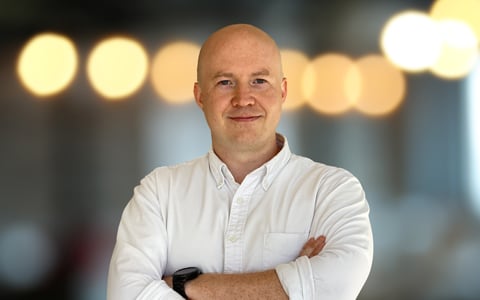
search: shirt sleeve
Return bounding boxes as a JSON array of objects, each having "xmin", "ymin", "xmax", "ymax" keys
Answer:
[
  {"xmin": 107, "ymin": 169, "xmax": 183, "ymax": 300},
  {"xmin": 275, "ymin": 168, "xmax": 374, "ymax": 300}
]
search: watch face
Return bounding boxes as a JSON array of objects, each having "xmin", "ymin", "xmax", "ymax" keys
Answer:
[{"xmin": 175, "ymin": 267, "xmax": 199, "ymax": 276}]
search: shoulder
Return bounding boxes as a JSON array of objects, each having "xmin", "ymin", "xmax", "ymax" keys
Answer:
[
  {"xmin": 129, "ymin": 155, "xmax": 209, "ymax": 206},
  {"xmin": 290, "ymin": 154, "xmax": 356, "ymax": 179},
  {"xmin": 140, "ymin": 154, "xmax": 209, "ymax": 186},
  {"xmin": 286, "ymin": 154, "xmax": 363, "ymax": 195}
]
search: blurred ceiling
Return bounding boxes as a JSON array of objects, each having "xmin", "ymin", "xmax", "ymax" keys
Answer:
[{"xmin": 0, "ymin": 0, "xmax": 434, "ymax": 31}]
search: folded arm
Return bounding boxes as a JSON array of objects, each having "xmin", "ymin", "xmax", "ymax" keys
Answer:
[
  {"xmin": 274, "ymin": 171, "xmax": 374, "ymax": 300},
  {"xmin": 164, "ymin": 236, "xmax": 326, "ymax": 300}
]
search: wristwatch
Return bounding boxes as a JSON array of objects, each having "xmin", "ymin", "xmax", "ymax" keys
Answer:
[{"xmin": 172, "ymin": 267, "xmax": 202, "ymax": 298}]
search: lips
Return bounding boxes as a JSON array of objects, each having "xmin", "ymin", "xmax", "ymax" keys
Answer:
[
  {"xmin": 227, "ymin": 108, "xmax": 264, "ymax": 122},
  {"xmin": 229, "ymin": 115, "xmax": 261, "ymax": 121}
]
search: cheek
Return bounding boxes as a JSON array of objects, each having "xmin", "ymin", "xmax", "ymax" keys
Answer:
[
  {"xmin": 202, "ymin": 100, "xmax": 226, "ymax": 124},
  {"xmin": 261, "ymin": 90, "xmax": 284, "ymax": 109},
  {"xmin": 259, "ymin": 85, "xmax": 284, "ymax": 100}
]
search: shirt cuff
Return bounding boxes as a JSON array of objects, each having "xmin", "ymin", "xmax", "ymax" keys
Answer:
[
  {"xmin": 275, "ymin": 256, "xmax": 314, "ymax": 300},
  {"xmin": 136, "ymin": 280, "xmax": 185, "ymax": 300}
]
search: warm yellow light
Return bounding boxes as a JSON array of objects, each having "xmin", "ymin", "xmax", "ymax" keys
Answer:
[
  {"xmin": 150, "ymin": 41, "xmax": 200, "ymax": 104},
  {"xmin": 381, "ymin": 11, "xmax": 442, "ymax": 72},
  {"xmin": 306, "ymin": 53, "xmax": 356, "ymax": 115},
  {"xmin": 280, "ymin": 49, "xmax": 310, "ymax": 110},
  {"xmin": 17, "ymin": 33, "xmax": 78, "ymax": 98},
  {"xmin": 430, "ymin": 0, "xmax": 480, "ymax": 42},
  {"xmin": 87, "ymin": 37, "xmax": 148, "ymax": 100},
  {"xmin": 430, "ymin": 19, "xmax": 479, "ymax": 79},
  {"xmin": 353, "ymin": 55, "xmax": 406, "ymax": 116}
]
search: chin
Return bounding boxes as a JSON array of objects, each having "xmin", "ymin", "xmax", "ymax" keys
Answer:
[{"xmin": 233, "ymin": 133, "xmax": 268, "ymax": 148}]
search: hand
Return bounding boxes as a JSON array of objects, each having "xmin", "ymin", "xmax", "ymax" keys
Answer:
[
  {"xmin": 298, "ymin": 236, "xmax": 326, "ymax": 258},
  {"xmin": 163, "ymin": 275, "xmax": 173, "ymax": 288}
]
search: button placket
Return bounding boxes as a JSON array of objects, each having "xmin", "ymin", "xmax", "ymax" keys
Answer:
[{"xmin": 223, "ymin": 176, "xmax": 258, "ymax": 273}]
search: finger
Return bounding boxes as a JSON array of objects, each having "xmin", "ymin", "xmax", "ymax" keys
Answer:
[
  {"xmin": 299, "ymin": 248, "xmax": 311, "ymax": 257},
  {"xmin": 310, "ymin": 236, "xmax": 326, "ymax": 256},
  {"xmin": 307, "ymin": 238, "xmax": 324, "ymax": 257},
  {"xmin": 298, "ymin": 248, "xmax": 309, "ymax": 258},
  {"xmin": 299, "ymin": 237, "xmax": 317, "ymax": 257},
  {"xmin": 163, "ymin": 275, "xmax": 173, "ymax": 288},
  {"xmin": 299, "ymin": 236, "xmax": 326, "ymax": 258}
]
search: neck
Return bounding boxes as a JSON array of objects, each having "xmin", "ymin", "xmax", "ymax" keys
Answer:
[{"xmin": 213, "ymin": 136, "xmax": 280, "ymax": 183}]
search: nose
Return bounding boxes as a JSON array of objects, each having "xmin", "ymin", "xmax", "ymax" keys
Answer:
[{"xmin": 231, "ymin": 83, "xmax": 255, "ymax": 107}]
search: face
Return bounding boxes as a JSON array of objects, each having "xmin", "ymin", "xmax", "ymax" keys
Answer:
[{"xmin": 194, "ymin": 26, "xmax": 287, "ymax": 153}]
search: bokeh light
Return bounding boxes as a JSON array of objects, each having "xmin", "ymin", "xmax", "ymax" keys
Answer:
[
  {"xmin": 430, "ymin": 0, "xmax": 480, "ymax": 42},
  {"xmin": 150, "ymin": 41, "xmax": 200, "ymax": 104},
  {"xmin": 430, "ymin": 19, "xmax": 479, "ymax": 79},
  {"xmin": 306, "ymin": 53, "xmax": 357, "ymax": 115},
  {"xmin": 17, "ymin": 32, "xmax": 78, "ymax": 97},
  {"xmin": 0, "ymin": 224, "xmax": 57, "ymax": 289},
  {"xmin": 353, "ymin": 55, "xmax": 406, "ymax": 116},
  {"xmin": 381, "ymin": 11, "xmax": 442, "ymax": 72},
  {"xmin": 87, "ymin": 36, "xmax": 149, "ymax": 100},
  {"xmin": 280, "ymin": 49, "xmax": 310, "ymax": 110}
]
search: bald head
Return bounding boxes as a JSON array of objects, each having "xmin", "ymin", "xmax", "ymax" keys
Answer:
[{"xmin": 196, "ymin": 24, "xmax": 283, "ymax": 83}]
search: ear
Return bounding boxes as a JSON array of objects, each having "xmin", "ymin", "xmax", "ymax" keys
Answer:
[
  {"xmin": 194, "ymin": 82, "xmax": 204, "ymax": 109},
  {"xmin": 281, "ymin": 77, "xmax": 287, "ymax": 104}
]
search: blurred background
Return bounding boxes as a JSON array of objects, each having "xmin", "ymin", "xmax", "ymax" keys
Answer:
[{"xmin": 1, "ymin": 0, "xmax": 480, "ymax": 299}]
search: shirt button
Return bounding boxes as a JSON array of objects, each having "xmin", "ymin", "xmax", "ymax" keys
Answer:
[
  {"xmin": 228, "ymin": 235, "xmax": 239, "ymax": 243},
  {"xmin": 236, "ymin": 197, "xmax": 244, "ymax": 204}
]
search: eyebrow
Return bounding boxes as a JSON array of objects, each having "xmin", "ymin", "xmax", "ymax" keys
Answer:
[
  {"xmin": 212, "ymin": 72, "xmax": 234, "ymax": 79},
  {"xmin": 212, "ymin": 68, "xmax": 271, "ymax": 80},
  {"xmin": 252, "ymin": 69, "xmax": 270, "ymax": 76}
]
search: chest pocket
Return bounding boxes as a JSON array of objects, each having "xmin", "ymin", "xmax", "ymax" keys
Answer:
[{"xmin": 263, "ymin": 232, "xmax": 308, "ymax": 269}]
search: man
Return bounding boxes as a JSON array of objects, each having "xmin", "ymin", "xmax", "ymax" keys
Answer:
[{"xmin": 107, "ymin": 24, "xmax": 373, "ymax": 300}]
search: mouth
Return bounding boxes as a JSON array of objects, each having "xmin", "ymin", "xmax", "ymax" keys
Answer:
[{"xmin": 228, "ymin": 115, "xmax": 261, "ymax": 122}]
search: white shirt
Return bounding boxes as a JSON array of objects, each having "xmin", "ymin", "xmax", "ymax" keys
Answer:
[{"xmin": 107, "ymin": 135, "xmax": 373, "ymax": 300}]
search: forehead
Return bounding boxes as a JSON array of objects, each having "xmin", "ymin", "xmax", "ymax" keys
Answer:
[
  {"xmin": 203, "ymin": 36, "xmax": 281, "ymax": 77},
  {"xmin": 198, "ymin": 27, "xmax": 282, "ymax": 80}
]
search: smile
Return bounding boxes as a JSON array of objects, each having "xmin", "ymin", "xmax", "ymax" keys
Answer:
[{"xmin": 229, "ymin": 116, "xmax": 261, "ymax": 122}]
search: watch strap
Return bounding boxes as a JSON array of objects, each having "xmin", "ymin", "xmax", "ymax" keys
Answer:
[{"xmin": 172, "ymin": 267, "xmax": 201, "ymax": 298}]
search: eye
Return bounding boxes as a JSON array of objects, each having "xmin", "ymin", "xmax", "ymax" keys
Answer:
[
  {"xmin": 218, "ymin": 79, "xmax": 233, "ymax": 86},
  {"xmin": 252, "ymin": 78, "xmax": 267, "ymax": 85}
]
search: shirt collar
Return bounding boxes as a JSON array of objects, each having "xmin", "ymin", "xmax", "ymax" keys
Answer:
[
  {"xmin": 208, "ymin": 149, "xmax": 228, "ymax": 189},
  {"xmin": 208, "ymin": 133, "xmax": 292, "ymax": 190}
]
